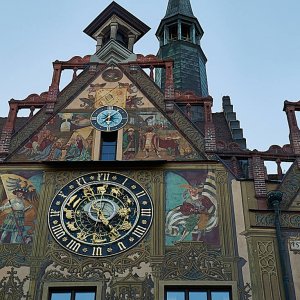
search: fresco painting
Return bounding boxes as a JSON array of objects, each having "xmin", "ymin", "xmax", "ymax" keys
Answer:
[
  {"xmin": 122, "ymin": 111, "xmax": 198, "ymax": 160},
  {"xmin": 165, "ymin": 170, "xmax": 220, "ymax": 247},
  {"xmin": 14, "ymin": 67, "xmax": 197, "ymax": 162},
  {"xmin": 16, "ymin": 113, "xmax": 93, "ymax": 161},
  {"xmin": 0, "ymin": 171, "xmax": 43, "ymax": 244}
]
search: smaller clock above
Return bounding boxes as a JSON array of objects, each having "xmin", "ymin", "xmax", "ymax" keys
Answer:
[{"xmin": 90, "ymin": 105, "xmax": 128, "ymax": 132}]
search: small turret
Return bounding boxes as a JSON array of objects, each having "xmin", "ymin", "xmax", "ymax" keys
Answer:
[{"xmin": 84, "ymin": 1, "xmax": 150, "ymax": 64}]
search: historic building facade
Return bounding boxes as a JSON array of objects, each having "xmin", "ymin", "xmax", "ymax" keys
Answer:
[{"xmin": 0, "ymin": 1, "xmax": 299, "ymax": 299}]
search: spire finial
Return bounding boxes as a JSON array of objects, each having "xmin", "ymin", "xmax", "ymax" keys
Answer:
[{"xmin": 165, "ymin": 0, "xmax": 194, "ymax": 18}]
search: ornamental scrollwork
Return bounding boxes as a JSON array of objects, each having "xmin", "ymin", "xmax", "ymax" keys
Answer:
[
  {"xmin": 45, "ymin": 239, "xmax": 151, "ymax": 277},
  {"xmin": 41, "ymin": 240, "xmax": 153, "ymax": 300},
  {"xmin": 216, "ymin": 171, "xmax": 228, "ymax": 184},
  {"xmin": 254, "ymin": 212, "xmax": 300, "ymax": 228},
  {"xmin": 239, "ymin": 282, "xmax": 252, "ymax": 300},
  {"xmin": 0, "ymin": 245, "xmax": 32, "ymax": 268},
  {"xmin": 0, "ymin": 267, "xmax": 30, "ymax": 300},
  {"xmin": 161, "ymin": 242, "xmax": 231, "ymax": 281},
  {"xmin": 257, "ymin": 241, "xmax": 277, "ymax": 275},
  {"xmin": 279, "ymin": 162, "xmax": 300, "ymax": 208}
]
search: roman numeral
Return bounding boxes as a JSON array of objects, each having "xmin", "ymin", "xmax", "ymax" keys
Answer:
[
  {"xmin": 58, "ymin": 191, "xmax": 67, "ymax": 199},
  {"xmin": 92, "ymin": 247, "xmax": 102, "ymax": 256},
  {"xmin": 51, "ymin": 224, "xmax": 66, "ymax": 240},
  {"xmin": 76, "ymin": 177, "xmax": 87, "ymax": 187},
  {"xmin": 98, "ymin": 173, "xmax": 110, "ymax": 181},
  {"xmin": 132, "ymin": 225, "xmax": 147, "ymax": 238},
  {"xmin": 50, "ymin": 209, "xmax": 60, "ymax": 217},
  {"xmin": 141, "ymin": 208, "xmax": 152, "ymax": 217},
  {"xmin": 136, "ymin": 191, "xmax": 146, "ymax": 198},
  {"xmin": 118, "ymin": 242, "xmax": 127, "ymax": 251},
  {"xmin": 66, "ymin": 240, "xmax": 81, "ymax": 252}
]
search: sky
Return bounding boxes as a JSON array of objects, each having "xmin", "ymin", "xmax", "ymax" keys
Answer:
[{"xmin": 0, "ymin": 0, "xmax": 299, "ymax": 154}]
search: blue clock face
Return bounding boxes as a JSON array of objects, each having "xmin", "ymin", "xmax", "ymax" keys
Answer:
[{"xmin": 90, "ymin": 106, "xmax": 128, "ymax": 132}]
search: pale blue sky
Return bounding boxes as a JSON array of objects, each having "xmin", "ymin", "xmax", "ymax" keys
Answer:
[{"xmin": 0, "ymin": 0, "xmax": 299, "ymax": 154}]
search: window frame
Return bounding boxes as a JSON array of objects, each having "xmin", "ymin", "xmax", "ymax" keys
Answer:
[
  {"xmin": 159, "ymin": 281, "xmax": 238, "ymax": 300},
  {"xmin": 165, "ymin": 286, "xmax": 232, "ymax": 300},
  {"xmin": 100, "ymin": 131, "xmax": 118, "ymax": 161},
  {"xmin": 42, "ymin": 282, "xmax": 103, "ymax": 300}
]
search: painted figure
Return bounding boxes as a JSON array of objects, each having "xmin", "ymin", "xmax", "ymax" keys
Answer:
[
  {"xmin": 0, "ymin": 177, "xmax": 38, "ymax": 244},
  {"xmin": 141, "ymin": 127, "xmax": 161, "ymax": 158},
  {"xmin": 123, "ymin": 128, "xmax": 139, "ymax": 159},
  {"xmin": 179, "ymin": 183, "xmax": 215, "ymax": 241},
  {"xmin": 165, "ymin": 171, "xmax": 218, "ymax": 244}
]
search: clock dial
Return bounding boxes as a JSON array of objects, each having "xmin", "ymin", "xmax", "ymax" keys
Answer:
[
  {"xmin": 90, "ymin": 106, "xmax": 128, "ymax": 132},
  {"xmin": 48, "ymin": 172, "xmax": 153, "ymax": 257}
]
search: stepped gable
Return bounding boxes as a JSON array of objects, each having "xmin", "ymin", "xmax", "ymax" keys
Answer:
[{"xmin": 213, "ymin": 113, "xmax": 234, "ymax": 144}]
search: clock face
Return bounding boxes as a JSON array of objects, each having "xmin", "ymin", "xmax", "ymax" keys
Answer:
[
  {"xmin": 48, "ymin": 172, "xmax": 153, "ymax": 257},
  {"xmin": 90, "ymin": 106, "xmax": 128, "ymax": 132}
]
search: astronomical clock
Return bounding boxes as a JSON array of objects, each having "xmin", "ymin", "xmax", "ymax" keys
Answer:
[{"xmin": 48, "ymin": 172, "xmax": 153, "ymax": 257}]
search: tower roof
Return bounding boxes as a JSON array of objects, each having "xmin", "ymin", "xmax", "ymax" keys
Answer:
[
  {"xmin": 84, "ymin": 1, "xmax": 150, "ymax": 41},
  {"xmin": 165, "ymin": 0, "xmax": 194, "ymax": 18}
]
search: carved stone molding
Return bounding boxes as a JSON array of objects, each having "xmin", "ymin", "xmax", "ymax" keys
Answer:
[
  {"xmin": 252, "ymin": 211, "xmax": 300, "ymax": 228},
  {"xmin": 161, "ymin": 242, "xmax": 231, "ymax": 281}
]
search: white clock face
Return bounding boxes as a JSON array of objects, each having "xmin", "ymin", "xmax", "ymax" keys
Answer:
[{"xmin": 90, "ymin": 106, "xmax": 128, "ymax": 132}]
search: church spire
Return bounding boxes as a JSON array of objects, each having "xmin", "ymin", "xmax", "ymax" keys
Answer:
[
  {"xmin": 155, "ymin": 0, "xmax": 208, "ymax": 97},
  {"xmin": 165, "ymin": 0, "xmax": 194, "ymax": 18}
]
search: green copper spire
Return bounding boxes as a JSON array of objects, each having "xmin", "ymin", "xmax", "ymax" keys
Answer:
[
  {"xmin": 156, "ymin": 0, "xmax": 208, "ymax": 97},
  {"xmin": 165, "ymin": 0, "xmax": 194, "ymax": 18}
]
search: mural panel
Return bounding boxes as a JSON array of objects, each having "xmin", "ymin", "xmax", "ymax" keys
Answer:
[
  {"xmin": 122, "ymin": 110, "xmax": 197, "ymax": 160},
  {"xmin": 12, "ymin": 67, "xmax": 198, "ymax": 162},
  {"xmin": 0, "ymin": 171, "xmax": 43, "ymax": 244},
  {"xmin": 165, "ymin": 170, "xmax": 220, "ymax": 247}
]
